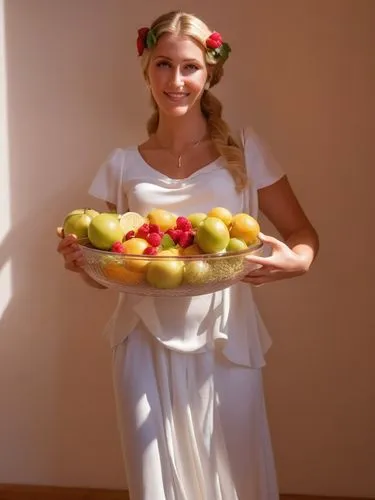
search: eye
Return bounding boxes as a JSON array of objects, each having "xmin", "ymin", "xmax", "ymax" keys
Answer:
[
  {"xmin": 185, "ymin": 63, "xmax": 199, "ymax": 71},
  {"xmin": 156, "ymin": 60, "xmax": 171, "ymax": 68}
]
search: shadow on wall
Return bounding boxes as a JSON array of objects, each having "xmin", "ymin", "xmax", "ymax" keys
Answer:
[
  {"xmin": 0, "ymin": 183, "xmax": 126, "ymax": 485},
  {"xmin": 0, "ymin": 0, "xmax": 147, "ymax": 487}
]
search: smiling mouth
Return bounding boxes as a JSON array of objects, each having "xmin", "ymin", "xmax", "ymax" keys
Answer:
[{"xmin": 164, "ymin": 92, "xmax": 190, "ymax": 101}]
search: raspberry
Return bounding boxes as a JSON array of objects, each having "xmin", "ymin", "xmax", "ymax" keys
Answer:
[
  {"xmin": 148, "ymin": 223, "xmax": 161, "ymax": 234},
  {"xmin": 166, "ymin": 228, "xmax": 183, "ymax": 244},
  {"xmin": 176, "ymin": 216, "xmax": 192, "ymax": 232},
  {"xmin": 111, "ymin": 241, "xmax": 124, "ymax": 253},
  {"xmin": 136, "ymin": 223, "xmax": 150, "ymax": 239},
  {"xmin": 178, "ymin": 231, "xmax": 195, "ymax": 248},
  {"xmin": 125, "ymin": 230, "xmax": 135, "ymax": 240},
  {"xmin": 143, "ymin": 246, "xmax": 158, "ymax": 255},
  {"xmin": 146, "ymin": 232, "xmax": 162, "ymax": 247}
]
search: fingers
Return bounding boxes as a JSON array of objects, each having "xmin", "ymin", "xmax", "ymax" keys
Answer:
[
  {"xmin": 245, "ymin": 254, "xmax": 270, "ymax": 266},
  {"xmin": 242, "ymin": 266, "xmax": 278, "ymax": 286},
  {"xmin": 64, "ymin": 247, "xmax": 84, "ymax": 265},
  {"xmin": 258, "ymin": 232, "xmax": 284, "ymax": 248},
  {"xmin": 57, "ymin": 233, "xmax": 77, "ymax": 252},
  {"xmin": 246, "ymin": 267, "xmax": 275, "ymax": 277},
  {"xmin": 56, "ymin": 226, "xmax": 64, "ymax": 238},
  {"xmin": 56, "ymin": 230, "xmax": 85, "ymax": 271}
]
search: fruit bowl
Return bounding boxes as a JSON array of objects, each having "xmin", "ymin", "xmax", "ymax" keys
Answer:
[{"xmin": 78, "ymin": 241, "xmax": 264, "ymax": 297}]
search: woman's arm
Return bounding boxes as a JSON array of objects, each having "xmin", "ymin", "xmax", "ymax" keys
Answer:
[
  {"xmin": 244, "ymin": 176, "xmax": 319, "ymax": 285},
  {"xmin": 259, "ymin": 175, "xmax": 319, "ymax": 267}
]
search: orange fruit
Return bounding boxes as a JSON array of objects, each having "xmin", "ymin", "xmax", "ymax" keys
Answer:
[
  {"xmin": 158, "ymin": 248, "xmax": 181, "ymax": 256},
  {"xmin": 181, "ymin": 244, "xmax": 202, "ymax": 256},
  {"xmin": 230, "ymin": 213, "xmax": 260, "ymax": 245},
  {"xmin": 122, "ymin": 238, "xmax": 149, "ymax": 272},
  {"xmin": 103, "ymin": 262, "xmax": 144, "ymax": 285},
  {"xmin": 147, "ymin": 209, "xmax": 177, "ymax": 232},
  {"xmin": 207, "ymin": 207, "xmax": 232, "ymax": 228}
]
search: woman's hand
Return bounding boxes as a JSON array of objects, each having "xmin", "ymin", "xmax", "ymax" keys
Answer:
[
  {"xmin": 242, "ymin": 233, "xmax": 310, "ymax": 286},
  {"xmin": 56, "ymin": 227, "xmax": 85, "ymax": 272}
]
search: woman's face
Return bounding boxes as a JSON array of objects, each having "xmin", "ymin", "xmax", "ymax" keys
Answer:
[{"xmin": 147, "ymin": 33, "xmax": 209, "ymax": 118}]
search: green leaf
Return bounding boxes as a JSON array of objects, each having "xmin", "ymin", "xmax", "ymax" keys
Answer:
[
  {"xmin": 146, "ymin": 29, "xmax": 157, "ymax": 49},
  {"xmin": 161, "ymin": 234, "xmax": 176, "ymax": 250},
  {"xmin": 219, "ymin": 43, "xmax": 231, "ymax": 62}
]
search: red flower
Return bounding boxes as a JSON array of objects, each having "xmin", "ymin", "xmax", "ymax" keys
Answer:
[
  {"xmin": 137, "ymin": 27, "xmax": 149, "ymax": 56},
  {"xmin": 206, "ymin": 32, "xmax": 223, "ymax": 49}
]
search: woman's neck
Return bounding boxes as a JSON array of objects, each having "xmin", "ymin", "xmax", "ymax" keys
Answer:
[{"xmin": 154, "ymin": 111, "xmax": 208, "ymax": 151}]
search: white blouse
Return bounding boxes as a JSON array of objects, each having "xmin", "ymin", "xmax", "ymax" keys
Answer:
[{"xmin": 88, "ymin": 127, "xmax": 284, "ymax": 368}]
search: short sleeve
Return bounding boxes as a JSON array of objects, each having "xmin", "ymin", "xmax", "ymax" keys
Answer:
[
  {"xmin": 88, "ymin": 148, "xmax": 126, "ymax": 207},
  {"xmin": 242, "ymin": 127, "xmax": 285, "ymax": 190}
]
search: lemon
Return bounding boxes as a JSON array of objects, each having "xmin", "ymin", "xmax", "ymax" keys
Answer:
[{"xmin": 119, "ymin": 212, "xmax": 146, "ymax": 234}]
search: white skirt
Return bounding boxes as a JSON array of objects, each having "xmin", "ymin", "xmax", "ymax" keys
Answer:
[{"xmin": 112, "ymin": 324, "xmax": 279, "ymax": 500}]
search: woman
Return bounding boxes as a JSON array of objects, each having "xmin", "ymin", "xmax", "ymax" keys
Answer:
[{"xmin": 57, "ymin": 10, "xmax": 319, "ymax": 500}]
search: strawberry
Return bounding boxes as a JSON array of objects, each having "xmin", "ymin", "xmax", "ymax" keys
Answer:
[
  {"xmin": 146, "ymin": 232, "xmax": 162, "ymax": 247},
  {"xmin": 111, "ymin": 241, "xmax": 124, "ymax": 253},
  {"xmin": 176, "ymin": 216, "xmax": 192, "ymax": 232},
  {"xmin": 143, "ymin": 246, "xmax": 158, "ymax": 255}
]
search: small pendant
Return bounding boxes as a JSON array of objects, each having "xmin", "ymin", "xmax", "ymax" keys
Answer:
[{"xmin": 177, "ymin": 156, "xmax": 182, "ymax": 168}]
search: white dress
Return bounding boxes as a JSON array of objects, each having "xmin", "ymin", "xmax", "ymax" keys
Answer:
[{"xmin": 89, "ymin": 128, "xmax": 284, "ymax": 500}]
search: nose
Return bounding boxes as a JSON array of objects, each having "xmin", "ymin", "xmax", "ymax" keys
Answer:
[{"xmin": 170, "ymin": 67, "xmax": 184, "ymax": 88}]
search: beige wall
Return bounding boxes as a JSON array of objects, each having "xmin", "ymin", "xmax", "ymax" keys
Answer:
[{"xmin": 0, "ymin": 0, "xmax": 374, "ymax": 496}]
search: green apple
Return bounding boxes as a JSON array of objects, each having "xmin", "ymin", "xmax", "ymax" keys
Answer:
[
  {"xmin": 146, "ymin": 260, "xmax": 184, "ymax": 289},
  {"xmin": 63, "ymin": 208, "xmax": 99, "ymax": 239},
  {"xmin": 88, "ymin": 213, "xmax": 124, "ymax": 250},
  {"xmin": 226, "ymin": 237, "xmax": 248, "ymax": 252},
  {"xmin": 195, "ymin": 217, "xmax": 230, "ymax": 254},
  {"xmin": 184, "ymin": 260, "xmax": 211, "ymax": 285},
  {"xmin": 187, "ymin": 212, "xmax": 207, "ymax": 229}
]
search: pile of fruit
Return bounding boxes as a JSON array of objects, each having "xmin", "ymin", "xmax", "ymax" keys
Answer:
[{"xmin": 62, "ymin": 207, "xmax": 261, "ymax": 289}]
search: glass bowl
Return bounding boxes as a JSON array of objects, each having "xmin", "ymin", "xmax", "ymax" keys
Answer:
[{"xmin": 78, "ymin": 241, "xmax": 263, "ymax": 297}]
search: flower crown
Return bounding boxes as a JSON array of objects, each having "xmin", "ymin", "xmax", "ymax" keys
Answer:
[{"xmin": 136, "ymin": 27, "xmax": 231, "ymax": 63}]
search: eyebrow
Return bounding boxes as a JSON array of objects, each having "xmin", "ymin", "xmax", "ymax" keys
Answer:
[{"xmin": 154, "ymin": 55, "xmax": 201, "ymax": 64}]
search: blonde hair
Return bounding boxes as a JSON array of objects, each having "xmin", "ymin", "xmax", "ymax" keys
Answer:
[{"xmin": 139, "ymin": 11, "xmax": 248, "ymax": 191}]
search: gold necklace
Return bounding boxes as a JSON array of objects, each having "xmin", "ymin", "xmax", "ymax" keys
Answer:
[{"xmin": 154, "ymin": 134, "xmax": 207, "ymax": 169}]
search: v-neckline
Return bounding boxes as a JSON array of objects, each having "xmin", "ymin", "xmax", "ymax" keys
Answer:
[{"xmin": 135, "ymin": 147, "xmax": 223, "ymax": 182}]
